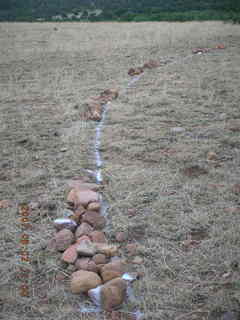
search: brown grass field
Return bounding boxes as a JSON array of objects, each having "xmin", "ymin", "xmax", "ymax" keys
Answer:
[{"xmin": 1, "ymin": 21, "xmax": 240, "ymax": 320}]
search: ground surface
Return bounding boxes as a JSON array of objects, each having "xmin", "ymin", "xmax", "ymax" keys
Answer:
[{"xmin": 1, "ymin": 21, "xmax": 240, "ymax": 320}]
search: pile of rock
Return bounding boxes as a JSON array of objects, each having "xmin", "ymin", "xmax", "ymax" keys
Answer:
[
  {"xmin": 128, "ymin": 59, "xmax": 161, "ymax": 76},
  {"xmin": 84, "ymin": 88, "xmax": 119, "ymax": 121},
  {"xmin": 50, "ymin": 179, "xmax": 130, "ymax": 311}
]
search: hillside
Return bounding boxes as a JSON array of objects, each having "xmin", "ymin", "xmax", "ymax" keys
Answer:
[{"xmin": 0, "ymin": 0, "xmax": 240, "ymax": 21}]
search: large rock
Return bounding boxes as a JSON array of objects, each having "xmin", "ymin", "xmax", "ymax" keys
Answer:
[
  {"xmin": 100, "ymin": 260, "xmax": 125, "ymax": 283},
  {"xmin": 100, "ymin": 278, "xmax": 127, "ymax": 311},
  {"xmin": 92, "ymin": 253, "xmax": 107, "ymax": 265},
  {"xmin": 75, "ymin": 257, "xmax": 98, "ymax": 273},
  {"xmin": 82, "ymin": 211, "xmax": 106, "ymax": 229},
  {"xmin": 70, "ymin": 270, "xmax": 102, "ymax": 294},
  {"xmin": 55, "ymin": 229, "xmax": 74, "ymax": 252},
  {"xmin": 76, "ymin": 239, "xmax": 97, "ymax": 257},
  {"xmin": 75, "ymin": 222, "xmax": 93, "ymax": 238},
  {"xmin": 67, "ymin": 188, "xmax": 99, "ymax": 209},
  {"xmin": 61, "ymin": 244, "xmax": 78, "ymax": 264},
  {"xmin": 89, "ymin": 230, "xmax": 107, "ymax": 243}
]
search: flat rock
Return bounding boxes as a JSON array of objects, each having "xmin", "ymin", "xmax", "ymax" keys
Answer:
[
  {"xmin": 100, "ymin": 278, "xmax": 127, "ymax": 311},
  {"xmin": 75, "ymin": 222, "xmax": 94, "ymax": 238},
  {"xmin": 89, "ymin": 230, "xmax": 107, "ymax": 243},
  {"xmin": 77, "ymin": 239, "xmax": 96, "ymax": 257},
  {"xmin": 67, "ymin": 188, "xmax": 99, "ymax": 208},
  {"xmin": 61, "ymin": 244, "xmax": 78, "ymax": 264},
  {"xmin": 95, "ymin": 243, "xmax": 119, "ymax": 257},
  {"xmin": 70, "ymin": 270, "xmax": 102, "ymax": 294},
  {"xmin": 82, "ymin": 211, "xmax": 106, "ymax": 229}
]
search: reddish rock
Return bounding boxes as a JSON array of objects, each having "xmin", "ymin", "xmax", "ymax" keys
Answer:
[
  {"xmin": 115, "ymin": 232, "xmax": 128, "ymax": 242},
  {"xmin": 55, "ymin": 272, "xmax": 66, "ymax": 281},
  {"xmin": 100, "ymin": 278, "xmax": 127, "ymax": 311},
  {"xmin": 125, "ymin": 243, "xmax": 138, "ymax": 256},
  {"xmin": 93, "ymin": 254, "xmax": 107, "ymax": 265},
  {"xmin": 87, "ymin": 202, "xmax": 101, "ymax": 211},
  {"xmin": 70, "ymin": 270, "xmax": 102, "ymax": 294},
  {"xmin": 82, "ymin": 211, "xmax": 106, "ymax": 229},
  {"xmin": 61, "ymin": 244, "xmax": 78, "ymax": 264},
  {"xmin": 90, "ymin": 230, "xmax": 107, "ymax": 243},
  {"xmin": 75, "ymin": 222, "xmax": 94, "ymax": 238},
  {"xmin": 127, "ymin": 208, "xmax": 137, "ymax": 217},
  {"xmin": 67, "ymin": 188, "xmax": 99, "ymax": 209},
  {"xmin": 100, "ymin": 261, "xmax": 125, "ymax": 283},
  {"xmin": 55, "ymin": 229, "xmax": 74, "ymax": 252}
]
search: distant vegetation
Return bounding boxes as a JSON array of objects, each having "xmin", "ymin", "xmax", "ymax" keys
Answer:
[{"xmin": 0, "ymin": 0, "xmax": 239, "ymax": 22}]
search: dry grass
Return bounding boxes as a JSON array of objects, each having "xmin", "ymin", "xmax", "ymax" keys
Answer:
[{"xmin": 1, "ymin": 21, "xmax": 240, "ymax": 320}]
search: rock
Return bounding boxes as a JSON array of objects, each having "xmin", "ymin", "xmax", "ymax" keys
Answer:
[
  {"xmin": 82, "ymin": 211, "xmax": 106, "ymax": 229},
  {"xmin": 87, "ymin": 202, "xmax": 101, "ymax": 211},
  {"xmin": 128, "ymin": 67, "xmax": 144, "ymax": 76},
  {"xmin": 132, "ymin": 256, "xmax": 143, "ymax": 265},
  {"xmin": 95, "ymin": 243, "xmax": 119, "ymax": 257},
  {"xmin": 76, "ymin": 239, "xmax": 97, "ymax": 257},
  {"xmin": 55, "ymin": 272, "xmax": 66, "ymax": 281},
  {"xmin": 0, "ymin": 200, "xmax": 11, "ymax": 209},
  {"xmin": 55, "ymin": 229, "xmax": 74, "ymax": 252},
  {"xmin": 224, "ymin": 207, "xmax": 240, "ymax": 214},
  {"xmin": 47, "ymin": 238, "xmax": 57, "ymax": 251},
  {"xmin": 100, "ymin": 88, "xmax": 119, "ymax": 100},
  {"xmin": 232, "ymin": 184, "xmax": 240, "ymax": 195},
  {"xmin": 76, "ymin": 235, "xmax": 91, "ymax": 244},
  {"xmin": 61, "ymin": 244, "xmax": 78, "ymax": 264},
  {"xmin": 75, "ymin": 258, "xmax": 98, "ymax": 273},
  {"xmin": 100, "ymin": 261, "xmax": 125, "ymax": 283},
  {"xmin": 143, "ymin": 60, "xmax": 160, "ymax": 69},
  {"xmin": 67, "ymin": 180, "xmax": 102, "ymax": 192},
  {"xmin": 115, "ymin": 232, "xmax": 128, "ymax": 242},
  {"xmin": 100, "ymin": 278, "xmax": 127, "ymax": 311},
  {"xmin": 89, "ymin": 230, "xmax": 107, "ymax": 243},
  {"xmin": 75, "ymin": 222, "xmax": 94, "ymax": 238},
  {"xmin": 93, "ymin": 254, "xmax": 107, "ymax": 265},
  {"xmin": 207, "ymin": 151, "xmax": 217, "ymax": 161},
  {"xmin": 67, "ymin": 188, "xmax": 99, "ymax": 209},
  {"xmin": 70, "ymin": 270, "xmax": 102, "ymax": 294},
  {"xmin": 54, "ymin": 218, "xmax": 77, "ymax": 232}
]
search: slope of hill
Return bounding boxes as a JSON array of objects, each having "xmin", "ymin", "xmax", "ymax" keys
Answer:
[{"xmin": 0, "ymin": 0, "xmax": 240, "ymax": 21}]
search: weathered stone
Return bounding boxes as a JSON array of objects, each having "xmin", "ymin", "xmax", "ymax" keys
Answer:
[
  {"xmin": 95, "ymin": 243, "xmax": 119, "ymax": 257},
  {"xmin": 87, "ymin": 201, "xmax": 101, "ymax": 211},
  {"xmin": 55, "ymin": 229, "xmax": 74, "ymax": 252},
  {"xmin": 61, "ymin": 244, "xmax": 78, "ymax": 264},
  {"xmin": 100, "ymin": 261, "xmax": 125, "ymax": 283},
  {"xmin": 67, "ymin": 188, "xmax": 99, "ymax": 209},
  {"xmin": 75, "ymin": 222, "xmax": 94, "ymax": 238},
  {"xmin": 100, "ymin": 278, "xmax": 127, "ymax": 311},
  {"xmin": 207, "ymin": 151, "xmax": 217, "ymax": 161},
  {"xmin": 74, "ymin": 258, "xmax": 98, "ymax": 273},
  {"xmin": 76, "ymin": 235, "xmax": 91, "ymax": 244},
  {"xmin": 132, "ymin": 256, "xmax": 144, "ymax": 265},
  {"xmin": 76, "ymin": 239, "xmax": 96, "ymax": 257},
  {"xmin": 70, "ymin": 270, "xmax": 102, "ymax": 294},
  {"xmin": 82, "ymin": 211, "xmax": 106, "ymax": 229},
  {"xmin": 89, "ymin": 230, "xmax": 107, "ymax": 243},
  {"xmin": 93, "ymin": 254, "xmax": 107, "ymax": 265}
]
